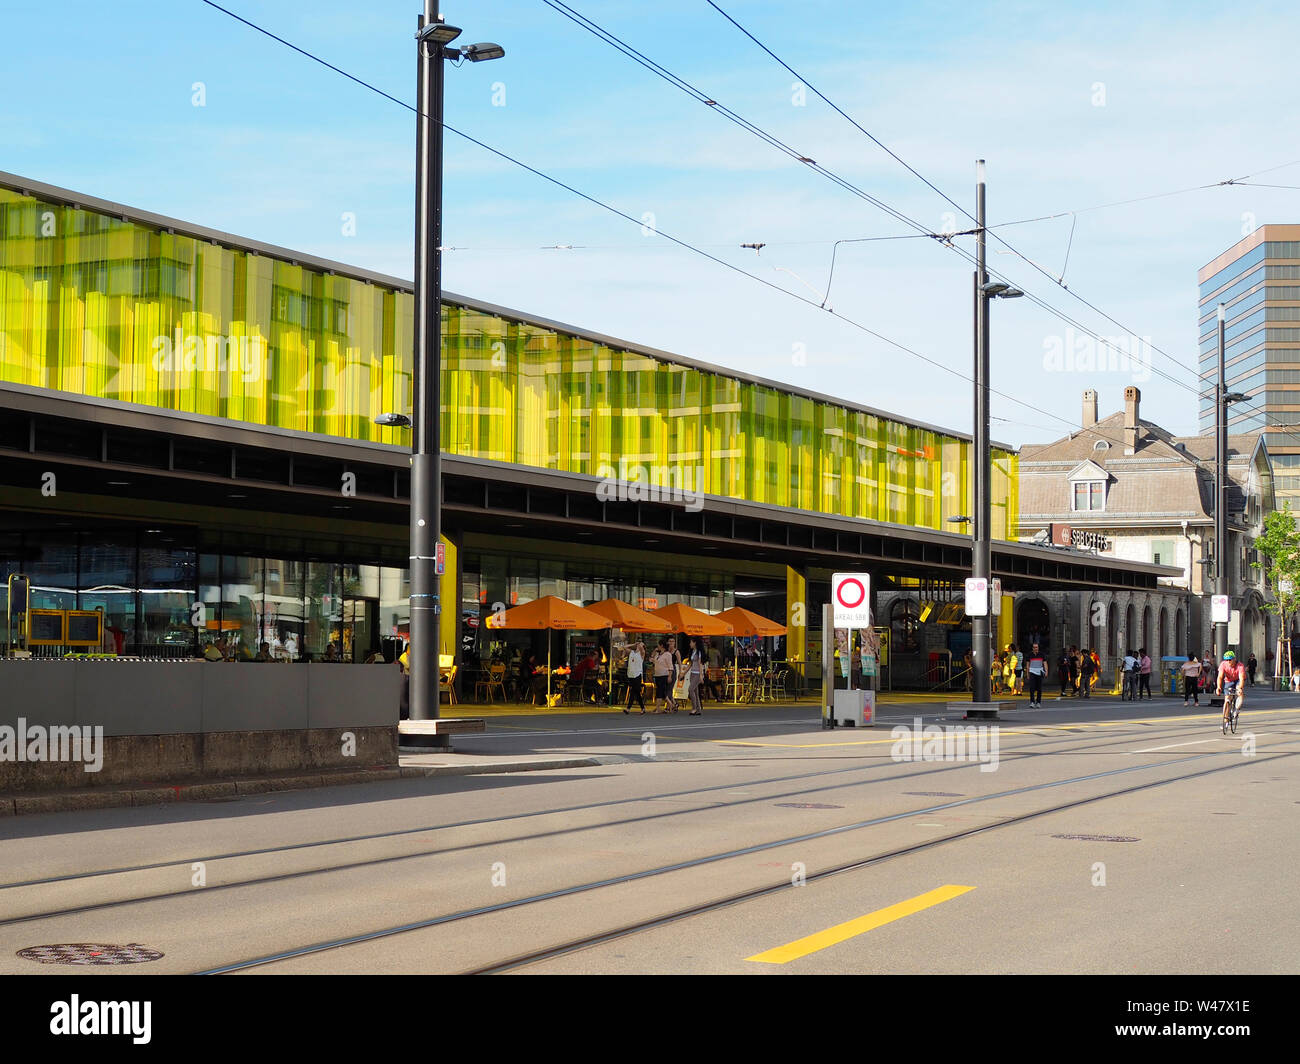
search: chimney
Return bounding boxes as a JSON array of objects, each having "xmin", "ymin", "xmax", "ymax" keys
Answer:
[
  {"xmin": 1082, "ymin": 389, "xmax": 1097, "ymax": 428},
  {"xmin": 1124, "ymin": 386, "xmax": 1141, "ymax": 453}
]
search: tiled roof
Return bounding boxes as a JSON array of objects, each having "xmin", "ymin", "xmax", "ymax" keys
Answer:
[{"xmin": 1018, "ymin": 413, "xmax": 1259, "ymax": 522}]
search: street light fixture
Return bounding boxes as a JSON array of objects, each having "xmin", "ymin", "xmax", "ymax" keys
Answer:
[
  {"xmin": 418, "ymin": 22, "xmax": 462, "ymax": 45},
  {"xmin": 406, "ymin": 5, "xmax": 505, "ymax": 732},
  {"xmin": 462, "ymin": 42, "xmax": 506, "ymax": 62},
  {"xmin": 980, "ymin": 281, "xmax": 1024, "ymax": 299},
  {"xmin": 947, "ymin": 515, "xmax": 972, "ymax": 525},
  {"xmin": 374, "ymin": 412, "xmax": 412, "ymax": 428}
]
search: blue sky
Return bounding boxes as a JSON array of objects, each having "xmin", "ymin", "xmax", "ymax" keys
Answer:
[{"xmin": 4, "ymin": 0, "xmax": 1300, "ymax": 443}]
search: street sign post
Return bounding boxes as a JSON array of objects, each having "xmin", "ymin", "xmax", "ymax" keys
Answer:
[
  {"xmin": 964, "ymin": 577, "xmax": 989, "ymax": 617},
  {"xmin": 1211, "ymin": 595, "xmax": 1230, "ymax": 624},
  {"xmin": 832, "ymin": 573, "xmax": 871, "ymax": 627}
]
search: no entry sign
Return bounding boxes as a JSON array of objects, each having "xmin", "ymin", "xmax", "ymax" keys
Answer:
[{"xmin": 832, "ymin": 573, "xmax": 872, "ymax": 628}]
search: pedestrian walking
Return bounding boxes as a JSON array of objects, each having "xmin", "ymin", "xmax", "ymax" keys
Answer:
[
  {"xmin": 1010, "ymin": 643, "xmax": 1024, "ymax": 694},
  {"xmin": 1068, "ymin": 645, "xmax": 1080, "ymax": 695},
  {"xmin": 1138, "ymin": 647, "xmax": 1153, "ymax": 700},
  {"xmin": 652, "ymin": 640, "xmax": 675, "ymax": 713},
  {"xmin": 623, "ymin": 641, "xmax": 647, "ymax": 714},
  {"xmin": 1247, "ymin": 652, "xmax": 1258, "ymax": 686},
  {"xmin": 687, "ymin": 636, "xmax": 705, "ymax": 716},
  {"xmin": 1181, "ymin": 653, "xmax": 1202, "ymax": 706},
  {"xmin": 1056, "ymin": 647, "xmax": 1070, "ymax": 699},
  {"xmin": 1121, "ymin": 649, "xmax": 1138, "ymax": 700},
  {"xmin": 1026, "ymin": 643, "xmax": 1047, "ymax": 707}
]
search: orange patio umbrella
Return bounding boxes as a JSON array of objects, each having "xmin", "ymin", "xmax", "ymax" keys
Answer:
[
  {"xmin": 486, "ymin": 596, "xmax": 611, "ymax": 705},
  {"xmin": 585, "ymin": 599, "xmax": 673, "ymax": 708},
  {"xmin": 650, "ymin": 602, "xmax": 734, "ymax": 637},
  {"xmin": 714, "ymin": 606, "xmax": 787, "ymax": 703}
]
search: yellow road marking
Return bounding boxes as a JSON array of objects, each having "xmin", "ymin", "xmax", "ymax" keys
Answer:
[{"xmin": 747, "ymin": 884, "xmax": 975, "ymax": 964}]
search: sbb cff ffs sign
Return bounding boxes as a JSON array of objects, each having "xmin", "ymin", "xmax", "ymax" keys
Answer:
[{"xmin": 832, "ymin": 573, "xmax": 871, "ymax": 627}]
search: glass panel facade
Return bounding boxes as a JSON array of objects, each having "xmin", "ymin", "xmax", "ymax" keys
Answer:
[{"xmin": 0, "ymin": 181, "xmax": 1019, "ymax": 538}]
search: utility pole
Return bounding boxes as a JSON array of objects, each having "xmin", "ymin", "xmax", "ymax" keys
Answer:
[
  {"xmin": 971, "ymin": 159, "xmax": 992, "ymax": 705},
  {"xmin": 1215, "ymin": 302, "xmax": 1228, "ymax": 659},
  {"xmin": 408, "ymin": 0, "xmax": 447, "ymax": 723}
]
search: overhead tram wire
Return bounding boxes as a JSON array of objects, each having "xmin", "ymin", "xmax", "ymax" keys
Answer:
[
  {"xmin": 539, "ymin": 2, "xmax": 1228, "ymax": 411},
  {"xmin": 700, "ymin": 0, "xmax": 1300, "ymax": 451},
  {"xmin": 199, "ymin": 1, "xmax": 1203, "ymax": 457},
  {"xmin": 194, "ymin": 1, "xmax": 1087, "ymax": 440}
]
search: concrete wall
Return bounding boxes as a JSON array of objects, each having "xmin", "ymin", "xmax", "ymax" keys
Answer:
[
  {"xmin": 0, "ymin": 661, "xmax": 398, "ymax": 735},
  {"xmin": 0, "ymin": 662, "xmax": 400, "ymax": 792}
]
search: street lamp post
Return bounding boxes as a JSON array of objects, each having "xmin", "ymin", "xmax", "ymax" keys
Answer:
[
  {"xmin": 406, "ymin": 6, "xmax": 504, "ymax": 726},
  {"xmin": 970, "ymin": 160, "xmax": 1022, "ymax": 709},
  {"xmin": 1214, "ymin": 303, "xmax": 1227, "ymax": 660}
]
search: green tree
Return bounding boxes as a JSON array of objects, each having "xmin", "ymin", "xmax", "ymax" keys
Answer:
[{"xmin": 1252, "ymin": 505, "xmax": 1300, "ymax": 682}]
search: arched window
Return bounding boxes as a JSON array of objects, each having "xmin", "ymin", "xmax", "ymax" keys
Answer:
[
  {"xmin": 1175, "ymin": 609, "xmax": 1184, "ymax": 656},
  {"xmin": 1124, "ymin": 604, "xmax": 1136, "ymax": 654},
  {"xmin": 1159, "ymin": 607, "xmax": 1169, "ymax": 657},
  {"xmin": 1107, "ymin": 603, "xmax": 1117, "ymax": 658},
  {"xmin": 1142, "ymin": 606, "xmax": 1152, "ymax": 654},
  {"xmin": 891, "ymin": 598, "xmax": 920, "ymax": 654}
]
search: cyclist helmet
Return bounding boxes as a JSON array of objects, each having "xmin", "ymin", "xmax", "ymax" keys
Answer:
[{"xmin": 1223, "ymin": 651, "xmax": 1236, "ymax": 660}]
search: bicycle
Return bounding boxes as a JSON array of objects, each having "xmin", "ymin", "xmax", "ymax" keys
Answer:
[{"xmin": 1220, "ymin": 681, "xmax": 1242, "ymax": 735}]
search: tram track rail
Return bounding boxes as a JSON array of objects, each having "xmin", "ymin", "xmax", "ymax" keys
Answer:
[
  {"xmin": 0, "ymin": 713, "xmax": 1272, "ymax": 930},
  {"xmin": 188, "ymin": 746, "xmax": 1296, "ymax": 975}
]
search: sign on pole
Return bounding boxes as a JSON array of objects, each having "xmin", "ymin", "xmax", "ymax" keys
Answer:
[
  {"xmin": 1228, "ymin": 609, "xmax": 1241, "ymax": 645},
  {"xmin": 832, "ymin": 573, "xmax": 871, "ymax": 628},
  {"xmin": 1211, "ymin": 594, "xmax": 1230, "ymax": 624},
  {"xmin": 435, "ymin": 542, "xmax": 446, "ymax": 576},
  {"xmin": 991, "ymin": 577, "xmax": 1003, "ymax": 617},
  {"xmin": 964, "ymin": 577, "xmax": 989, "ymax": 617}
]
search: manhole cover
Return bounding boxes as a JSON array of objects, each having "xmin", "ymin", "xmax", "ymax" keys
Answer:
[
  {"xmin": 1051, "ymin": 834, "xmax": 1140, "ymax": 842},
  {"xmin": 17, "ymin": 943, "xmax": 164, "ymax": 966},
  {"xmin": 775, "ymin": 802, "xmax": 843, "ymax": 809},
  {"xmin": 903, "ymin": 791, "xmax": 965, "ymax": 797}
]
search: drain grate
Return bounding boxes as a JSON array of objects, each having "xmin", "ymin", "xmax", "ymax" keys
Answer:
[
  {"xmin": 17, "ymin": 943, "xmax": 164, "ymax": 966},
  {"xmin": 775, "ymin": 802, "xmax": 843, "ymax": 809},
  {"xmin": 903, "ymin": 791, "xmax": 965, "ymax": 797},
  {"xmin": 1051, "ymin": 834, "xmax": 1139, "ymax": 842}
]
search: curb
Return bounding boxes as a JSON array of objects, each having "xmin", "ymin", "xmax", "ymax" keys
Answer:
[
  {"xmin": 1, "ymin": 766, "xmax": 406, "ymax": 817},
  {"xmin": 398, "ymin": 757, "xmax": 602, "ymax": 778}
]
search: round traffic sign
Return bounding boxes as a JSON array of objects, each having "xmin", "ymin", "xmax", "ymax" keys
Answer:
[{"xmin": 835, "ymin": 577, "xmax": 866, "ymax": 610}]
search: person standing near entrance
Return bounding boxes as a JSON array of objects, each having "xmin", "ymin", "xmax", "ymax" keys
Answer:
[
  {"xmin": 1247, "ymin": 652, "xmax": 1258, "ymax": 686},
  {"xmin": 1056, "ymin": 647, "xmax": 1070, "ymax": 700},
  {"xmin": 1181, "ymin": 653, "xmax": 1202, "ymax": 706},
  {"xmin": 1138, "ymin": 647, "xmax": 1153, "ymax": 700},
  {"xmin": 623, "ymin": 641, "xmax": 646, "ymax": 714},
  {"xmin": 1025, "ymin": 643, "xmax": 1047, "ymax": 707},
  {"xmin": 1079, "ymin": 647, "xmax": 1095, "ymax": 699},
  {"xmin": 1068, "ymin": 646, "xmax": 1080, "ymax": 695}
]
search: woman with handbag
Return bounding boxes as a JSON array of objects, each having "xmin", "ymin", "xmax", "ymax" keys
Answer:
[{"xmin": 686, "ymin": 636, "xmax": 705, "ymax": 716}]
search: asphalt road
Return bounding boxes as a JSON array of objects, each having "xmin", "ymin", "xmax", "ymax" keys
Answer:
[{"xmin": 1, "ymin": 691, "xmax": 1296, "ymax": 975}]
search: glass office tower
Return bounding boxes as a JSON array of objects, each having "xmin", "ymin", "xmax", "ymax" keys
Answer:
[{"xmin": 1198, "ymin": 226, "xmax": 1300, "ymax": 505}]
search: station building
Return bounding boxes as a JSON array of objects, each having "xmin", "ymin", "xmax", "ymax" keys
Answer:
[{"xmin": 0, "ymin": 170, "xmax": 1174, "ymax": 689}]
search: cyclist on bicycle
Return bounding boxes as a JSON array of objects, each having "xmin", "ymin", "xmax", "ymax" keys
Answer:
[{"xmin": 1216, "ymin": 650, "xmax": 1247, "ymax": 730}]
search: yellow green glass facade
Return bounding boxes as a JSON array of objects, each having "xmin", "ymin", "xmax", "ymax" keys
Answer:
[{"xmin": 0, "ymin": 179, "xmax": 1018, "ymax": 538}]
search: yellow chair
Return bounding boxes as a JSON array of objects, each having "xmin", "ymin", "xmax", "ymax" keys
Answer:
[
  {"xmin": 439, "ymin": 664, "xmax": 458, "ymax": 705},
  {"xmin": 476, "ymin": 662, "xmax": 507, "ymax": 703}
]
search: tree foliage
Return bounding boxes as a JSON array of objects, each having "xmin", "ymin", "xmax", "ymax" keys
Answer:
[{"xmin": 1253, "ymin": 505, "xmax": 1300, "ymax": 674}]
